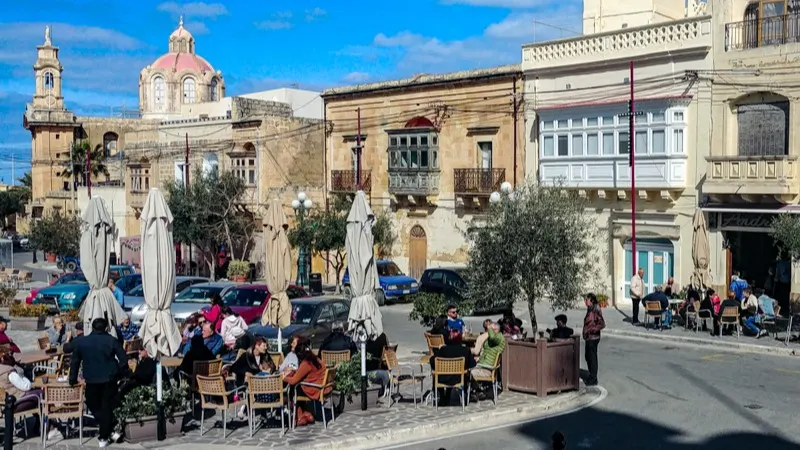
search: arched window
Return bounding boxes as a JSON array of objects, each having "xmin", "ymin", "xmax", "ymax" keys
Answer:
[
  {"xmin": 736, "ymin": 93, "xmax": 790, "ymax": 156},
  {"xmin": 153, "ymin": 76, "xmax": 166, "ymax": 110},
  {"xmin": 210, "ymin": 78, "xmax": 218, "ymax": 101},
  {"xmin": 103, "ymin": 132, "xmax": 119, "ymax": 157},
  {"xmin": 43, "ymin": 72, "xmax": 54, "ymax": 90},
  {"xmin": 183, "ymin": 77, "xmax": 196, "ymax": 104}
]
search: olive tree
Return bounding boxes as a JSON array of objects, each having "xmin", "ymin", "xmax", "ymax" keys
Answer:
[
  {"xmin": 771, "ymin": 214, "xmax": 800, "ymax": 259},
  {"xmin": 463, "ymin": 181, "xmax": 599, "ymax": 335}
]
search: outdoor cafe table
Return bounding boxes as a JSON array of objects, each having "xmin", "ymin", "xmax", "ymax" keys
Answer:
[{"xmin": 18, "ymin": 348, "xmax": 63, "ymax": 366}]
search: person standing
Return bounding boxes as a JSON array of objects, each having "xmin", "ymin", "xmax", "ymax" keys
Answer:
[
  {"xmin": 583, "ymin": 293, "xmax": 605, "ymax": 387},
  {"xmin": 630, "ymin": 268, "xmax": 645, "ymax": 325},
  {"xmin": 108, "ymin": 278, "xmax": 125, "ymax": 309},
  {"xmin": 69, "ymin": 318, "xmax": 129, "ymax": 448}
]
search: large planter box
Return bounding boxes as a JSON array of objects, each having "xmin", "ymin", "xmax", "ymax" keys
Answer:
[
  {"xmin": 501, "ymin": 336, "xmax": 581, "ymax": 398},
  {"xmin": 124, "ymin": 413, "xmax": 186, "ymax": 443},
  {"xmin": 332, "ymin": 386, "xmax": 381, "ymax": 413},
  {"xmin": 10, "ymin": 315, "xmax": 47, "ymax": 331}
]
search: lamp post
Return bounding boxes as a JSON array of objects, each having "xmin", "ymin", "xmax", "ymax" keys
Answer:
[
  {"xmin": 292, "ymin": 192, "xmax": 313, "ymax": 289},
  {"xmin": 489, "ymin": 181, "xmax": 514, "ymax": 204}
]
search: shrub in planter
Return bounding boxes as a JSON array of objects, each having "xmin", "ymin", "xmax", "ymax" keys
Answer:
[
  {"xmin": 9, "ymin": 303, "xmax": 48, "ymax": 331},
  {"xmin": 409, "ymin": 292, "xmax": 474, "ymax": 328},
  {"xmin": 226, "ymin": 260, "xmax": 250, "ymax": 282},
  {"xmin": 114, "ymin": 383, "xmax": 190, "ymax": 443},
  {"xmin": 333, "ymin": 355, "xmax": 380, "ymax": 412},
  {"xmin": 0, "ymin": 287, "xmax": 16, "ymax": 317}
]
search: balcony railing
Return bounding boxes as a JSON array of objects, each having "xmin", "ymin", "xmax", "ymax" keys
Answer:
[
  {"xmin": 454, "ymin": 168, "xmax": 505, "ymax": 195},
  {"xmin": 725, "ymin": 14, "xmax": 800, "ymax": 51},
  {"xmin": 388, "ymin": 169, "xmax": 440, "ymax": 196},
  {"xmin": 330, "ymin": 170, "xmax": 372, "ymax": 193},
  {"xmin": 705, "ymin": 155, "xmax": 799, "ymax": 197}
]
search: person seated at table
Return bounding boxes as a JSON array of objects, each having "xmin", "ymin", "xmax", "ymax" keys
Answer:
[
  {"xmin": 548, "ymin": 315, "xmax": 574, "ymax": 340},
  {"xmin": 758, "ymin": 289, "xmax": 780, "ymax": 320},
  {"xmin": 471, "ymin": 321, "xmax": 504, "ymax": 400},
  {"xmin": 198, "ymin": 294, "xmax": 224, "ymax": 333},
  {"xmin": 181, "ymin": 322, "xmax": 224, "ymax": 357},
  {"xmin": 429, "ymin": 315, "xmax": 448, "ymax": 336},
  {"xmin": 46, "ymin": 315, "xmax": 72, "ymax": 346},
  {"xmin": 471, "ymin": 320, "xmax": 494, "ymax": 357},
  {"xmin": 365, "ymin": 332, "xmax": 390, "ymax": 396},
  {"xmin": 446, "ymin": 305, "xmax": 465, "ymax": 334},
  {"xmin": 718, "ymin": 291, "xmax": 742, "ymax": 335},
  {"xmin": 178, "ymin": 314, "xmax": 202, "ymax": 353},
  {"xmin": 318, "ymin": 321, "xmax": 357, "ymax": 356},
  {"xmin": 642, "ymin": 286, "xmax": 671, "ymax": 328},
  {"xmin": 175, "ymin": 333, "xmax": 215, "ymax": 383},
  {"xmin": 0, "ymin": 351, "xmax": 63, "ymax": 439},
  {"xmin": 231, "ymin": 336, "xmax": 270, "ymax": 386},
  {"xmin": 678, "ymin": 287, "xmax": 702, "ymax": 325},
  {"xmin": 62, "ymin": 322, "xmax": 84, "ymax": 354},
  {"xmin": 220, "ymin": 306, "xmax": 249, "ymax": 349},
  {"xmin": 741, "ymin": 287, "xmax": 759, "ymax": 319},
  {"xmin": 117, "ymin": 316, "xmax": 140, "ymax": 342},
  {"xmin": 279, "ymin": 336, "xmax": 305, "ymax": 372},
  {"xmin": 430, "ymin": 331, "xmax": 475, "ymax": 407},
  {"xmin": 0, "ymin": 316, "xmax": 20, "ymax": 354},
  {"xmin": 498, "ymin": 309, "xmax": 523, "ymax": 337},
  {"xmin": 283, "ymin": 341, "xmax": 331, "ymax": 426}
]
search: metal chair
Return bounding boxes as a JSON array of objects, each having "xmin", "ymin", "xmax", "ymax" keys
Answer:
[
  {"xmin": 0, "ymin": 387, "xmax": 40, "ymax": 439},
  {"xmin": 293, "ymin": 367, "xmax": 336, "ymax": 429},
  {"xmin": 644, "ymin": 301, "xmax": 665, "ymax": 330},
  {"xmin": 719, "ymin": 306, "xmax": 740, "ymax": 338},
  {"xmin": 421, "ymin": 333, "xmax": 445, "ymax": 364},
  {"xmin": 41, "ymin": 383, "xmax": 85, "ymax": 446},
  {"xmin": 431, "ymin": 357, "xmax": 467, "ymax": 412},
  {"xmin": 245, "ymin": 374, "xmax": 286, "ymax": 436},
  {"xmin": 469, "ymin": 350, "xmax": 503, "ymax": 406},
  {"xmin": 320, "ymin": 350, "xmax": 350, "ymax": 368},
  {"xmin": 383, "ymin": 346, "xmax": 426, "ymax": 408},
  {"xmin": 195, "ymin": 374, "xmax": 247, "ymax": 438}
]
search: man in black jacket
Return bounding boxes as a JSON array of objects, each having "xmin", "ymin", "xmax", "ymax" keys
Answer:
[
  {"xmin": 318, "ymin": 321, "xmax": 357, "ymax": 356},
  {"xmin": 62, "ymin": 322, "xmax": 84, "ymax": 353},
  {"xmin": 69, "ymin": 318, "xmax": 129, "ymax": 447},
  {"xmin": 430, "ymin": 332, "xmax": 475, "ymax": 406}
]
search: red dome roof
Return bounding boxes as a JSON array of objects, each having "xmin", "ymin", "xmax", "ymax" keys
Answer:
[
  {"xmin": 404, "ymin": 116, "xmax": 435, "ymax": 128},
  {"xmin": 151, "ymin": 52, "xmax": 214, "ymax": 73}
]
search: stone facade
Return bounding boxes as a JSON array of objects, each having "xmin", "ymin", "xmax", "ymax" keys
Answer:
[
  {"xmin": 523, "ymin": 6, "xmax": 713, "ymax": 305},
  {"xmin": 323, "ymin": 65, "xmax": 524, "ymax": 279}
]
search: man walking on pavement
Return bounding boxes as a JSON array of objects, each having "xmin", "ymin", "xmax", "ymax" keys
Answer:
[
  {"xmin": 630, "ymin": 267, "xmax": 645, "ymax": 325},
  {"xmin": 69, "ymin": 318, "xmax": 129, "ymax": 447}
]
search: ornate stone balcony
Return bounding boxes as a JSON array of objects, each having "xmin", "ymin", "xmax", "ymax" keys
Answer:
[
  {"xmin": 705, "ymin": 155, "xmax": 799, "ymax": 203},
  {"xmin": 522, "ymin": 16, "xmax": 711, "ymax": 71},
  {"xmin": 388, "ymin": 169, "xmax": 440, "ymax": 197},
  {"xmin": 330, "ymin": 170, "xmax": 372, "ymax": 193},
  {"xmin": 129, "ymin": 191, "xmax": 146, "ymax": 209}
]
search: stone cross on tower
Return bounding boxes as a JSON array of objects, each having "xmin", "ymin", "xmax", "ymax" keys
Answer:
[{"xmin": 44, "ymin": 25, "xmax": 51, "ymax": 45}]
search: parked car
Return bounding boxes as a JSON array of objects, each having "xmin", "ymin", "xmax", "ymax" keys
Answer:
[
  {"xmin": 109, "ymin": 265, "xmax": 136, "ymax": 280},
  {"xmin": 33, "ymin": 280, "xmax": 91, "ymax": 312},
  {"xmin": 419, "ymin": 267, "xmax": 505, "ymax": 314},
  {"xmin": 248, "ymin": 296, "xmax": 350, "ymax": 351},
  {"xmin": 131, "ymin": 281, "xmax": 237, "ymax": 325},
  {"xmin": 341, "ymin": 260, "xmax": 418, "ymax": 306},
  {"xmin": 213, "ymin": 284, "xmax": 308, "ymax": 325},
  {"xmin": 26, "ymin": 272, "xmax": 86, "ymax": 304},
  {"xmin": 115, "ymin": 273, "xmax": 143, "ymax": 296},
  {"xmin": 123, "ymin": 276, "xmax": 209, "ymax": 313}
]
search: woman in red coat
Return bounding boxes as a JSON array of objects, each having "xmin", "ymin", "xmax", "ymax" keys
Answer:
[
  {"xmin": 201, "ymin": 294, "xmax": 224, "ymax": 333},
  {"xmin": 283, "ymin": 341, "xmax": 331, "ymax": 426}
]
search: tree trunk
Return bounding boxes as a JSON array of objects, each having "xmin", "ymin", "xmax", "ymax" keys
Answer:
[{"xmin": 528, "ymin": 300, "xmax": 538, "ymax": 338}]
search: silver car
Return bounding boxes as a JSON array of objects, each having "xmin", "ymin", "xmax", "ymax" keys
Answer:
[
  {"xmin": 125, "ymin": 276, "xmax": 210, "ymax": 319},
  {"xmin": 131, "ymin": 281, "xmax": 237, "ymax": 325}
]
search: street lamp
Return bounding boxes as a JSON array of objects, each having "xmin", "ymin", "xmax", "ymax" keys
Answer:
[
  {"xmin": 490, "ymin": 181, "xmax": 513, "ymax": 204},
  {"xmin": 292, "ymin": 192, "xmax": 313, "ymax": 288}
]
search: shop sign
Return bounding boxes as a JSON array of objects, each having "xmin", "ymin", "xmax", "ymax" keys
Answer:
[{"xmin": 709, "ymin": 212, "xmax": 776, "ymax": 230}]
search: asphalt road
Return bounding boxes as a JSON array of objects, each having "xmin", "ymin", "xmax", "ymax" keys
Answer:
[{"xmin": 382, "ymin": 335, "xmax": 800, "ymax": 450}]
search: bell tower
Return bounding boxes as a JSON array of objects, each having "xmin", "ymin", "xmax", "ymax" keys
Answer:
[{"xmin": 33, "ymin": 25, "xmax": 64, "ymax": 109}]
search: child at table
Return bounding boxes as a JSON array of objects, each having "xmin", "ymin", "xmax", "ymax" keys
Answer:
[{"xmin": 252, "ymin": 359, "xmax": 279, "ymax": 403}]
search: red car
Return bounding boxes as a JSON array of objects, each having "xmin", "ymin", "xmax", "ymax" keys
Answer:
[{"xmin": 219, "ymin": 284, "xmax": 308, "ymax": 324}]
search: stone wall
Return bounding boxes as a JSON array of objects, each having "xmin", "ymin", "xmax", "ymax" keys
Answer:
[{"xmin": 231, "ymin": 97, "xmax": 293, "ymax": 120}]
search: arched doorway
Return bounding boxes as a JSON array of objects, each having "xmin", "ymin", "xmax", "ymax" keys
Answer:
[{"xmin": 409, "ymin": 225, "xmax": 427, "ymax": 280}]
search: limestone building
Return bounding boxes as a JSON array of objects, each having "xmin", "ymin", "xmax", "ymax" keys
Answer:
[
  {"xmin": 523, "ymin": 0, "xmax": 713, "ymax": 305},
  {"xmin": 323, "ymin": 66, "xmax": 524, "ymax": 279}
]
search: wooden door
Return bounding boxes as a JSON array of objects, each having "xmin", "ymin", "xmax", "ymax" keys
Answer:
[{"xmin": 409, "ymin": 225, "xmax": 428, "ymax": 281}]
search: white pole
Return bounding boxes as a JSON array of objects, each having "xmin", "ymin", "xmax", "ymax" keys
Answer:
[
  {"xmin": 156, "ymin": 361, "xmax": 163, "ymax": 401},
  {"xmin": 277, "ymin": 327, "xmax": 282, "ymax": 354}
]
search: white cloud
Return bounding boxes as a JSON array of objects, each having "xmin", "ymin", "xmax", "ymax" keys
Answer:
[
  {"xmin": 254, "ymin": 20, "xmax": 292, "ymax": 31},
  {"xmin": 156, "ymin": 2, "xmax": 229, "ymax": 18},
  {"xmin": 0, "ymin": 22, "xmax": 143, "ymax": 50},
  {"xmin": 441, "ymin": 0, "xmax": 561, "ymax": 7},
  {"xmin": 184, "ymin": 21, "xmax": 210, "ymax": 35},
  {"xmin": 343, "ymin": 72, "xmax": 370, "ymax": 83},
  {"xmin": 305, "ymin": 8, "xmax": 327, "ymax": 22}
]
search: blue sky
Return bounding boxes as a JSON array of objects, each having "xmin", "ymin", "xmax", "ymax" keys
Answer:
[{"xmin": 0, "ymin": 0, "xmax": 582, "ymax": 184}]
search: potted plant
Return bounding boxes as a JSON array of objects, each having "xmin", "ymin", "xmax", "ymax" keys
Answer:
[
  {"xmin": 597, "ymin": 294, "xmax": 609, "ymax": 308},
  {"xmin": 0, "ymin": 287, "xmax": 16, "ymax": 318},
  {"xmin": 331, "ymin": 356, "xmax": 381, "ymax": 413},
  {"xmin": 226, "ymin": 260, "xmax": 250, "ymax": 283},
  {"xmin": 114, "ymin": 383, "xmax": 190, "ymax": 443},
  {"xmin": 9, "ymin": 303, "xmax": 48, "ymax": 331}
]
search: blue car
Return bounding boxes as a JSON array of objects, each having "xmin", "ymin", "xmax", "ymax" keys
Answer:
[
  {"xmin": 33, "ymin": 280, "xmax": 91, "ymax": 311},
  {"xmin": 341, "ymin": 260, "xmax": 418, "ymax": 306}
]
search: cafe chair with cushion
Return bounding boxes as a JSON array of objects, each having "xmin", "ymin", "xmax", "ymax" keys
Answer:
[
  {"xmin": 293, "ymin": 367, "xmax": 336, "ymax": 430},
  {"xmin": 644, "ymin": 301, "xmax": 666, "ymax": 330},
  {"xmin": 469, "ymin": 350, "xmax": 503, "ymax": 406},
  {"xmin": 41, "ymin": 383, "xmax": 85, "ymax": 446},
  {"xmin": 432, "ymin": 357, "xmax": 468, "ymax": 412},
  {"xmin": 320, "ymin": 350, "xmax": 350, "ymax": 368},
  {"xmin": 196, "ymin": 374, "xmax": 248, "ymax": 438},
  {"xmin": 245, "ymin": 374, "xmax": 286, "ymax": 437},
  {"xmin": 0, "ymin": 387, "xmax": 40, "ymax": 439}
]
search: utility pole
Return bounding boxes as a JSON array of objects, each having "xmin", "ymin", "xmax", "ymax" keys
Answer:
[
  {"xmin": 11, "ymin": 155, "xmax": 14, "ymax": 186},
  {"xmin": 618, "ymin": 61, "xmax": 643, "ymax": 276},
  {"xmin": 512, "ymin": 77, "xmax": 519, "ymax": 187},
  {"xmin": 86, "ymin": 145, "xmax": 92, "ymax": 198},
  {"xmin": 185, "ymin": 133, "xmax": 192, "ymax": 275},
  {"xmin": 69, "ymin": 144, "xmax": 76, "ymax": 213},
  {"xmin": 355, "ymin": 107, "xmax": 362, "ymax": 190}
]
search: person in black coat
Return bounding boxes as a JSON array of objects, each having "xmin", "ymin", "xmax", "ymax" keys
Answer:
[
  {"xmin": 69, "ymin": 318, "xmax": 129, "ymax": 446},
  {"xmin": 430, "ymin": 331, "xmax": 475, "ymax": 406},
  {"xmin": 318, "ymin": 321, "xmax": 357, "ymax": 356}
]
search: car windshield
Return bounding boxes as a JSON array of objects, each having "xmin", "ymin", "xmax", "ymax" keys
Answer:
[
  {"xmin": 222, "ymin": 288, "xmax": 267, "ymax": 307},
  {"xmin": 128, "ymin": 284, "xmax": 144, "ymax": 296},
  {"xmin": 377, "ymin": 262, "xmax": 403, "ymax": 277},
  {"xmin": 291, "ymin": 304, "xmax": 316, "ymax": 325},
  {"xmin": 56, "ymin": 274, "xmax": 85, "ymax": 284},
  {"xmin": 175, "ymin": 286, "xmax": 223, "ymax": 303}
]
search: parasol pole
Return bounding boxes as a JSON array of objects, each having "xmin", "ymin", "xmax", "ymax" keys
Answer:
[
  {"xmin": 156, "ymin": 361, "xmax": 165, "ymax": 440},
  {"xmin": 360, "ymin": 336, "xmax": 367, "ymax": 411},
  {"xmin": 277, "ymin": 327, "xmax": 283, "ymax": 354}
]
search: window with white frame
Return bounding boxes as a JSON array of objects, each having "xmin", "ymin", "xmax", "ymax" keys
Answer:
[
  {"xmin": 539, "ymin": 104, "xmax": 688, "ymax": 158},
  {"xmin": 183, "ymin": 77, "xmax": 196, "ymax": 104},
  {"xmin": 233, "ymin": 157, "xmax": 256, "ymax": 186},
  {"xmin": 153, "ymin": 76, "xmax": 166, "ymax": 110},
  {"xmin": 130, "ymin": 166, "xmax": 150, "ymax": 192}
]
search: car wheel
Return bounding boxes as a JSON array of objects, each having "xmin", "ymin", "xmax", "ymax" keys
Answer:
[
  {"xmin": 66, "ymin": 261, "xmax": 77, "ymax": 272},
  {"xmin": 375, "ymin": 289, "xmax": 386, "ymax": 307},
  {"xmin": 56, "ymin": 260, "xmax": 64, "ymax": 270},
  {"xmin": 342, "ymin": 286, "xmax": 351, "ymax": 299}
]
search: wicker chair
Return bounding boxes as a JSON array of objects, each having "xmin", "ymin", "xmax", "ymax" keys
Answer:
[
  {"xmin": 196, "ymin": 374, "xmax": 247, "ymax": 438},
  {"xmin": 382, "ymin": 347, "xmax": 426, "ymax": 408},
  {"xmin": 179, "ymin": 359, "xmax": 223, "ymax": 405},
  {"xmin": 293, "ymin": 367, "xmax": 336, "ymax": 429},
  {"xmin": 246, "ymin": 374, "xmax": 286, "ymax": 436},
  {"xmin": 41, "ymin": 383, "xmax": 85, "ymax": 446},
  {"xmin": 320, "ymin": 350, "xmax": 351, "ymax": 368},
  {"xmin": 421, "ymin": 333, "xmax": 445, "ymax": 364},
  {"xmin": 37, "ymin": 336, "xmax": 50, "ymax": 351},
  {"xmin": 719, "ymin": 306, "xmax": 740, "ymax": 338},
  {"xmin": 469, "ymin": 350, "xmax": 503, "ymax": 406},
  {"xmin": 431, "ymin": 357, "xmax": 467, "ymax": 412}
]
